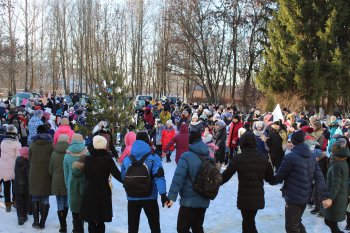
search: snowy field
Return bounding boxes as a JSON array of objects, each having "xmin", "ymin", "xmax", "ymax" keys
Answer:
[{"xmin": 0, "ymin": 152, "xmax": 340, "ymax": 233}]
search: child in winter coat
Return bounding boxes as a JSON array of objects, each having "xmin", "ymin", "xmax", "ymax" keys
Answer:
[
  {"xmin": 164, "ymin": 122, "xmax": 190, "ymax": 163},
  {"xmin": 49, "ymin": 135, "xmax": 70, "ymax": 232},
  {"xmin": 161, "ymin": 120, "xmax": 176, "ymax": 162},
  {"xmin": 63, "ymin": 134, "xmax": 88, "ymax": 233},
  {"xmin": 202, "ymin": 129, "xmax": 218, "ymax": 159},
  {"xmin": 14, "ymin": 147, "xmax": 30, "ymax": 225},
  {"xmin": 151, "ymin": 121, "xmax": 163, "ymax": 158},
  {"xmin": 214, "ymin": 121, "xmax": 227, "ymax": 170},
  {"xmin": 119, "ymin": 131, "xmax": 136, "ymax": 163}
]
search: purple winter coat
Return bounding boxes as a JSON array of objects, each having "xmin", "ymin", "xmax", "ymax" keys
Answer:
[{"xmin": 165, "ymin": 123, "xmax": 189, "ymax": 164}]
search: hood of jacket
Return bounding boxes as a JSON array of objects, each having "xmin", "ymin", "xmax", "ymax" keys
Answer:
[
  {"xmin": 124, "ymin": 131, "xmax": 136, "ymax": 147},
  {"xmin": 189, "ymin": 140, "xmax": 209, "ymax": 156},
  {"xmin": 67, "ymin": 142, "xmax": 86, "ymax": 154},
  {"xmin": 291, "ymin": 143, "xmax": 311, "ymax": 158},
  {"xmin": 57, "ymin": 125, "xmax": 72, "ymax": 134},
  {"xmin": 179, "ymin": 123, "xmax": 189, "ymax": 134},
  {"xmin": 54, "ymin": 141, "xmax": 69, "ymax": 154},
  {"xmin": 32, "ymin": 133, "xmax": 53, "ymax": 143},
  {"xmin": 130, "ymin": 140, "xmax": 151, "ymax": 159}
]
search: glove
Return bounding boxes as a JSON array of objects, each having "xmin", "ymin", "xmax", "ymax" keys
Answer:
[{"xmin": 161, "ymin": 194, "xmax": 169, "ymax": 208}]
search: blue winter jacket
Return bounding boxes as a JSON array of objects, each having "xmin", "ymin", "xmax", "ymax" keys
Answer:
[
  {"xmin": 168, "ymin": 140, "xmax": 212, "ymax": 208},
  {"xmin": 28, "ymin": 116, "xmax": 43, "ymax": 145},
  {"xmin": 121, "ymin": 140, "xmax": 167, "ymax": 200},
  {"xmin": 271, "ymin": 143, "xmax": 328, "ymax": 205}
]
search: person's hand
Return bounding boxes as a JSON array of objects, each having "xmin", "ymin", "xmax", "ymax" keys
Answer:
[
  {"xmin": 322, "ymin": 199, "xmax": 333, "ymax": 209},
  {"xmin": 166, "ymin": 200, "xmax": 173, "ymax": 208},
  {"xmin": 232, "ymin": 140, "xmax": 236, "ymax": 144},
  {"xmin": 161, "ymin": 194, "xmax": 170, "ymax": 208},
  {"xmin": 260, "ymin": 135, "xmax": 267, "ymax": 142}
]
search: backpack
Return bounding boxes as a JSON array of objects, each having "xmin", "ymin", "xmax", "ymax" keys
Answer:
[
  {"xmin": 123, "ymin": 152, "xmax": 153, "ymax": 197},
  {"xmin": 188, "ymin": 149, "xmax": 223, "ymax": 200}
]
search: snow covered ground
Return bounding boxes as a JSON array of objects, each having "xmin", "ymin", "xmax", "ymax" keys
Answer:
[{"xmin": 0, "ymin": 153, "xmax": 341, "ymax": 233}]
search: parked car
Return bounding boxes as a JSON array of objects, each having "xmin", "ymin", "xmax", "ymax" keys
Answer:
[
  {"xmin": 134, "ymin": 95, "xmax": 152, "ymax": 110},
  {"xmin": 166, "ymin": 96, "xmax": 181, "ymax": 105},
  {"xmin": 69, "ymin": 93, "xmax": 89, "ymax": 105},
  {"xmin": 11, "ymin": 92, "xmax": 42, "ymax": 106}
]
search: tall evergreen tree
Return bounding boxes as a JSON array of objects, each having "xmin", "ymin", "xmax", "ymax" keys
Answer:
[{"xmin": 257, "ymin": 0, "xmax": 350, "ymax": 111}]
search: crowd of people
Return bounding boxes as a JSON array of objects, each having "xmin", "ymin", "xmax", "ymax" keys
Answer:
[{"xmin": 0, "ymin": 95, "xmax": 349, "ymax": 233}]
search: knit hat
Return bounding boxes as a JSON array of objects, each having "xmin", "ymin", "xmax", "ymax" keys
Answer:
[
  {"xmin": 93, "ymin": 135, "xmax": 107, "ymax": 149},
  {"xmin": 189, "ymin": 131, "xmax": 202, "ymax": 144},
  {"xmin": 166, "ymin": 120, "xmax": 173, "ymax": 126},
  {"xmin": 192, "ymin": 113, "xmax": 199, "ymax": 120},
  {"xmin": 71, "ymin": 133, "xmax": 84, "ymax": 143},
  {"xmin": 301, "ymin": 126, "xmax": 314, "ymax": 134},
  {"xmin": 215, "ymin": 120, "xmax": 226, "ymax": 130},
  {"xmin": 19, "ymin": 147, "xmax": 29, "ymax": 159},
  {"xmin": 136, "ymin": 131, "xmax": 150, "ymax": 144},
  {"xmin": 58, "ymin": 134, "xmax": 70, "ymax": 142},
  {"xmin": 291, "ymin": 130, "xmax": 305, "ymax": 145},
  {"xmin": 6, "ymin": 125, "xmax": 18, "ymax": 134},
  {"xmin": 60, "ymin": 118, "xmax": 69, "ymax": 126},
  {"xmin": 332, "ymin": 141, "xmax": 350, "ymax": 158}
]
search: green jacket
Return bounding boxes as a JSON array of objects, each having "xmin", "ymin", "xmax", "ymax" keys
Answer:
[
  {"xmin": 69, "ymin": 161, "xmax": 86, "ymax": 213},
  {"xmin": 324, "ymin": 160, "xmax": 349, "ymax": 222},
  {"xmin": 29, "ymin": 134, "xmax": 53, "ymax": 196},
  {"xmin": 49, "ymin": 141, "xmax": 69, "ymax": 196}
]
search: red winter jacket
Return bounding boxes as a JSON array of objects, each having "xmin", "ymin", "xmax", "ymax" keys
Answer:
[
  {"xmin": 144, "ymin": 109, "xmax": 155, "ymax": 127},
  {"xmin": 164, "ymin": 123, "xmax": 189, "ymax": 163},
  {"xmin": 227, "ymin": 121, "xmax": 243, "ymax": 148},
  {"xmin": 161, "ymin": 126, "xmax": 176, "ymax": 151}
]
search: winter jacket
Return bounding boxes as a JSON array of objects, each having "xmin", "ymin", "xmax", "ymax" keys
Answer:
[
  {"xmin": 206, "ymin": 142, "xmax": 218, "ymax": 159},
  {"xmin": 29, "ymin": 134, "xmax": 53, "ymax": 196},
  {"xmin": 214, "ymin": 127, "xmax": 227, "ymax": 163},
  {"xmin": 189, "ymin": 121, "xmax": 204, "ymax": 133},
  {"xmin": 161, "ymin": 126, "xmax": 176, "ymax": 151},
  {"xmin": 159, "ymin": 111, "xmax": 171, "ymax": 125},
  {"xmin": 0, "ymin": 135, "xmax": 21, "ymax": 181},
  {"xmin": 14, "ymin": 156, "xmax": 30, "ymax": 194},
  {"xmin": 144, "ymin": 109, "xmax": 155, "ymax": 128},
  {"xmin": 70, "ymin": 157, "xmax": 86, "ymax": 213},
  {"xmin": 271, "ymin": 143, "xmax": 328, "ymax": 205},
  {"xmin": 256, "ymin": 135, "xmax": 269, "ymax": 155},
  {"xmin": 227, "ymin": 121, "xmax": 243, "ymax": 148},
  {"xmin": 266, "ymin": 128, "xmax": 284, "ymax": 159},
  {"xmin": 151, "ymin": 126, "xmax": 163, "ymax": 146},
  {"xmin": 324, "ymin": 160, "xmax": 349, "ymax": 222},
  {"xmin": 327, "ymin": 128, "xmax": 343, "ymax": 156},
  {"xmin": 164, "ymin": 123, "xmax": 189, "ymax": 163},
  {"xmin": 119, "ymin": 132, "xmax": 136, "ymax": 163},
  {"xmin": 49, "ymin": 141, "xmax": 69, "ymax": 196},
  {"xmin": 80, "ymin": 149, "xmax": 123, "ymax": 222},
  {"xmin": 27, "ymin": 116, "xmax": 43, "ymax": 145},
  {"xmin": 53, "ymin": 125, "xmax": 75, "ymax": 145},
  {"xmin": 63, "ymin": 140, "xmax": 88, "ymax": 211},
  {"xmin": 168, "ymin": 140, "xmax": 212, "ymax": 208},
  {"xmin": 222, "ymin": 132, "xmax": 273, "ymax": 210},
  {"xmin": 121, "ymin": 140, "xmax": 167, "ymax": 200}
]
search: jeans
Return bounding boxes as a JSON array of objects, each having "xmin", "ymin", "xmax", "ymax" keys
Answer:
[
  {"xmin": 32, "ymin": 196, "xmax": 49, "ymax": 205},
  {"xmin": 177, "ymin": 206, "xmax": 206, "ymax": 233},
  {"xmin": 56, "ymin": 195, "xmax": 68, "ymax": 211},
  {"xmin": 128, "ymin": 200, "xmax": 160, "ymax": 233},
  {"xmin": 285, "ymin": 203, "xmax": 307, "ymax": 233},
  {"xmin": 241, "ymin": 209, "xmax": 258, "ymax": 233}
]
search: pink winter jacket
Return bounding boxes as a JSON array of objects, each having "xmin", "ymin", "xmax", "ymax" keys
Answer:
[
  {"xmin": 119, "ymin": 132, "xmax": 136, "ymax": 163},
  {"xmin": 0, "ymin": 137, "xmax": 21, "ymax": 181},
  {"xmin": 53, "ymin": 125, "xmax": 75, "ymax": 145},
  {"xmin": 206, "ymin": 142, "xmax": 219, "ymax": 158}
]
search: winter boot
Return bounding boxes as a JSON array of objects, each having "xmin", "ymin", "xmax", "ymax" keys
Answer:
[
  {"xmin": 58, "ymin": 210, "xmax": 67, "ymax": 233},
  {"xmin": 97, "ymin": 223, "xmax": 105, "ymax": 233},
  {"xmin": 72, "ymin": 212, "xmax": 84, "ymax": 233},
  {"xmin": 5, "ymin": 202, "xmax": 11, "ymax": 212},
  {"xmin": 32, "ymin": 201, "xmax": 40, "ymax": 229},
  {"xmin": 39, "ymin": 204, "xmax": 50, "ymax": 229},
  {"xmin": 18, "ymin": 216, "xmax": 24, "ymax": 225},
  {"xmin": 345, "ymin": 212, "xmax": 350, "ymax": 230}
]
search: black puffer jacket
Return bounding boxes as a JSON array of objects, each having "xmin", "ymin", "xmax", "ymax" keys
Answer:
[
  {"xmin": 222, "ymin": 132, "xmax": 274, "ymax": 210},
  {"xmin": 14, "ymin": 156, "xmax": 30, "ymax": 194},
  {"xmin": 214, "ymin": 127, "xmax": 227, "ymax": 163}
]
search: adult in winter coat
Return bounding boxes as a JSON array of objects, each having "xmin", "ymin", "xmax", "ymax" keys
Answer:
[
  {"xmin": 167, "ymin": 131, "xmax": 213, "ymax": 233},
  {"xmin": 214, "ymin": 120, "xmax": 227, "ymax": 170},
  {"xmin": 121, "ymin": 132, "xmax": 168, "ymax": 233},
  {"xmin": 63, "ymin": 133, "xmax": 88, "ymax": 233},
  {"xmin": 27, "ymin": 110, "xmax": 43, "ymax": 145},
  {"xmin": 159, "ymin": 109, "xmax": 171, "ymax": 125},
  {"xmin": 92, "ymin": 121, "xmax": 119, "ymax": 158},
  {"xmin": 14, "ymin": 147, "xmax": 30, "ymax": 225},
  {"xmin": 80, "ymin": 136, "xmax": 123, "ymax": 233},
  {"xmin": 189, "ymin": 113, "xmax": 204, "ymax": 133},
  {"xmin": 311, "ymin": 121, "xmax": 327, "ymax": 151},
  {"xmin": 53, "ymin": 118, "xmax": 75, "ymax": 145},
  {"xmin": 221, "ymin": 132, "xmax": 274, "ymax": 233},
  {"xmin": 227, "ymin": 114, "xmax": 243, "ymax": 159},
  {"xmin": 177, "ymin": 110, "xmax": 190, "ymax": 128},
  {"xmin": 161, "ymin": 120, "xmax": 176, "ymax": 162},
  {"xmin": 164, "ymin": 122, "xmax": 189, "ymax": 164},
  {"xmin": 270, "ymin": 130, "xmax": 328, "ymax": 233},
  {"xmin": 29, "ymin": 125, "xmax": 53, "ymax": 229},
  {"xmin": 143, "ymin": 107, "xmax": 155, "ymax": 131},
  {"xmin": 266, "ymin": 121, "xmax": 286, "ymax": 171},
  {"xmin": 323, "ymin": 142, "xmax": 350, "ymax": 233},
  {"xmin": 0, "ymin": 125, "xmax": 21, "ymax": 212},
  {"xmin": 119, "ymin": 131, "xmax": 136, "ymax": 163},
  {"xmin": 49, "ymin": 135, "xmax": 70, "ymax": 233}
]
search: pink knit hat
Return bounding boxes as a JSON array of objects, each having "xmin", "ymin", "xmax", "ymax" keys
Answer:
[{"xmin": 20, "ymin": 147, "xmax": 29, "ymax": 159}]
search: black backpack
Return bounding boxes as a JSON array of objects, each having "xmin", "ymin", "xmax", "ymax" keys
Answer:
[
  {"xmin": 123, "ymin": 152, "xmax": 153, "ymax": 197},
  {"xmin": 188, "ymin": 150, "xmax": 223, "ymax": 200}
]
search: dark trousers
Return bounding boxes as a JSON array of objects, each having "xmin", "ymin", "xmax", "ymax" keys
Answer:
[
  {"xmin": 285, "ymin": 203, "xmax": 306, "ymax": 233},
  {"xmin": 88, "ymin": 221, "xmax": 105, "ymax": 233},
  {"xmin": 2, "ymin": 180, "xmax": 14, "ymax": 203},
  {"xmin": 271, "ymin": 156, "xmax": 283, "ymax": 172},
  {"xmin": 241, "ymin": 209, "xmax": 258, "ymax": 233},
  {"xmin": 325, "ymin": 218, "xmax": 341, "ymax": 233},
  {"xmin": 155, "ymin": 145, "xmax": 162, "ymax": 158},
  {"xmin": 16, "ymin": 193, "xmax": 29, "ymax": 217},
  {"xmin": 177, "ymin": 206, "xmax": 206, "ymax": 233},
  {"xmin": 128, "ymin": 200, "xmax": 160, "ymax": 233}
]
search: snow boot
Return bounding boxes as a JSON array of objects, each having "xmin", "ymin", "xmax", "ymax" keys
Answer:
[
  {"xmin": 72, "ymin": 212, "xmax": 84, "ymax": 233},
  {"xmin": 18, "ymin": 216, "xmax": 25, "ymax": 225},
  {"xmin": 58, "ymin": 208, "xmax": 68, "ymax": 233},
  {"xmin": 39, "ymin": 204, "xmax": 50, "ymax": 229},
  {"xmin": 32, "ymin": 201, "xmax": 40, "ymax": 229},
  {"xmin": 5, "ymin": 202, "xmax": 11, "ymax": 212}
]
